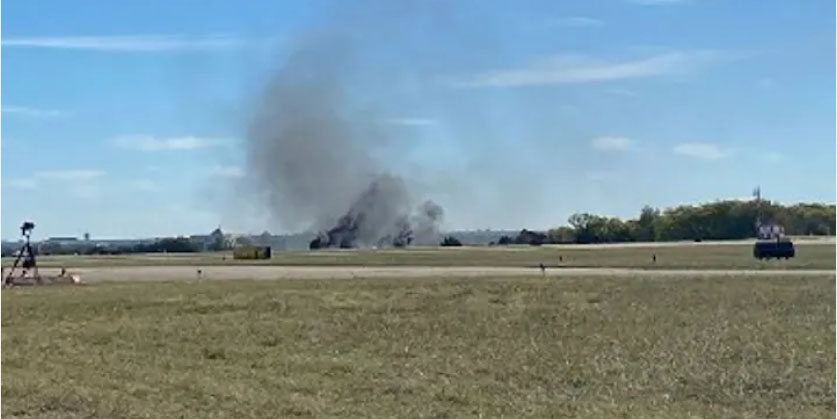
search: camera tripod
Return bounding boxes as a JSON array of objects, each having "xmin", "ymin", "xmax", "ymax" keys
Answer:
[{"xmin": 4, "ymin": 221, "xmax": 40, "ymax": 287}]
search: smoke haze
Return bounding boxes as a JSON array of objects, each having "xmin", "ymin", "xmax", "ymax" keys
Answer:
[
  {"xmin": 240, "ymin": 2, "xmax": 572, "ymax": 238},
  {"xmin": 244, "ymin": 11, "xmax": 446, "ymax": 247}
]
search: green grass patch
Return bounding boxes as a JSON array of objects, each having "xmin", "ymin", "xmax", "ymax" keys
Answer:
[{"xmin": 8, "ymin": 242, "xmax": 836, "ymax": 270}]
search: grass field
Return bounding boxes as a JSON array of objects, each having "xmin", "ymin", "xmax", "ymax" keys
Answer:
[
  {"xmin": 7, "ymin": 242, "xmax": 835, "ymax": 270},
  {"xmin": 3, "ymin": 273, "xmax": 834, "ymax": 418}
]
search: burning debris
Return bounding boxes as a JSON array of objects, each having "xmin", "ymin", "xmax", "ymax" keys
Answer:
[
  {"xmin": 309, "ymin": 175, "xmax": 443, "ymax": 249},
  {"xmin": 243, "ymin": 16, "xmax": 445, "ymax": 249}
]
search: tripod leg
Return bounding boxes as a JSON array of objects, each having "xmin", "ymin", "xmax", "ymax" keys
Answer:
[
  {"xmin": 4, "ymin": 246, "xmax": 25, "ymax": 286},
  {"xmin": 24, "ymin": 243, "xmax": 41, "ymax": 284}
]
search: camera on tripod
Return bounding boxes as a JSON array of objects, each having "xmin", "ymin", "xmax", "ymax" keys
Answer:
[
  {"xmin": 20, "ymin": 221, "xmax": 35, "ymax": 237},
  {"xmin": 4, "ymin": 220, "xmax": 40, "ymax": 286}
]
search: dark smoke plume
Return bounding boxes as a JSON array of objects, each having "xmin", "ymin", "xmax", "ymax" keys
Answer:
[{"xmin": 245, "ymin": 33, "xmax": 443, "ymax": 248}]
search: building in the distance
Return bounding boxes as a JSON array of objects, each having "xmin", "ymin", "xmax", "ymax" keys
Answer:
[
  {"xmin": 190, "ymin": 227, "xmax": 235, "ymax": 251},
  {"xmin": 45, "ymin": 236, "xmax": 79, "ymax": 244}
]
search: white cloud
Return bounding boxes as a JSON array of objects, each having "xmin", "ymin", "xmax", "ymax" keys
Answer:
[
  {"xmin": 554, "ymin": 16, "xmax": 604, "ymax": 27},
  {"xmin": 379, "ymin": 118, "xmax": 437, "ymax": 127},
  {"xmin": 36, "ymin": 170, "xmax": 105, "ymax": 181},
  {"xmin": 591, "ymin": 136, "xmax": 634, "ymax": 152},
  {"xmin": 2, "ymin": 34, "xmax": 254, "ymax": 52},
  {"xmin": 6, "ymin": 170, "xmax": 105, "ymax": 198},
  {"xmin": 2, "ymin": 106, "xmax": 65, "ymax": 117},
  {"xmin": 5, "ymin": 178, "xmax": 38, "ymax": 189},
  {"xmin": 211, "ymin": 165, "xmax": 245, "ymax": 178},
  {"xmin": 28, "ymin": 170, "xmax": 104, "ymax": 198},
  {"xmin": 111, "ymin": 135, "xmax": 230, "ymax": 151},
  {"xmin": 673, "ymin": 143, "xmax": 728, "ymax": 160},
  {"xmin": 453, "ymin": 50, "xmax": 736, "ymax": 88}
]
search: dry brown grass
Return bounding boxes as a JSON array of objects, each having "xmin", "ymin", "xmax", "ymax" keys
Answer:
[{"xmin": 2, "ymin": 273, "xmax": 834, "ymax": 418}]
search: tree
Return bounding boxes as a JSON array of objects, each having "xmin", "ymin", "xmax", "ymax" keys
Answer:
[
  {"xmin": 603, "ymin": 218, "xmax": 633, "ymax": 242},
  {"xmin": 547, "ymin": 226, "xmax": 575, "ymax": 244},
  {"xmin": 514, "ymin": 229, "xmax": 547, "ymax": 246},
  {"xmin": 440, "ymin": 236, "xmax": 463, "ymax": 246},
  {"xmin": 635, "ymin": 206, "xmax": 659, "ymax": 242},
  {"xmin": 552, "ymin": 200, "xmax": 833, "ymax": 244},
  {"xmin": 568, "ymin": 213, "xmax": 608, "ymax": 243},
  {"xmin": 156, "ymin": 237, "xmax": 199, "ymax": 253}
]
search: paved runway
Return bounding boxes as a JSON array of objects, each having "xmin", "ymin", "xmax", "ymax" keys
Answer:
[{"xmin": 48, "ymin": 265, "xmax": 837, "ymax": 283}]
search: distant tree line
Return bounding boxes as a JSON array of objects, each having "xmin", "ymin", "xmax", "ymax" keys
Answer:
[
  {"xmin": 130, "ymin": 237, "xmax": 203, "ymax": 253},
  {"xmin": 482, "ymin": 201, "xmax": 835, "ymax": 246},
  {"xmin": 440, "ymin": 236, "xmax": 463, "ymax": 247},
  {"xmin": 490, "ymin": 229, "xmax": 547, "ymax": 246},
  {"xmin": 27, "ymin": 236, "xmax": 226, "ymax": 256},
  {"xmin": 514, "ymin": 200, "xmax": 835, "ymax": 245},
  {"xmin": 5, "ymin": 200, "xmax": 831, "ymax": 257}
]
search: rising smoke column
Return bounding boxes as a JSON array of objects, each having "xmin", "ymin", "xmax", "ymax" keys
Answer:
[
  {"xmin": 245, "ymin": 36, "xmax": 443, "ymax": 248},
  {"xmin": 221, "ymin": 2, "xmax": 570, "ymax": 236},
  {"xmin": 246, "ymin": 45, "xmax": 369, "ymax": 230}
]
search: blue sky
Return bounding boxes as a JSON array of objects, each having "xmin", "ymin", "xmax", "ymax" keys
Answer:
[{"xmin": 2, "ymin": 0, "xmax": 834, "ymax": 239}]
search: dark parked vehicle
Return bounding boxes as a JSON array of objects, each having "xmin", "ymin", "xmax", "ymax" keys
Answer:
[{"xmin": 753, "ymin": 239, "xmax": 795, "ymax": 260}]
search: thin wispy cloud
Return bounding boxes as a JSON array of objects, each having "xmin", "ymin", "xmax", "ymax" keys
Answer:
[
  {"xmin": 23, "ymin": 170, "xmax": 108, "ymax": 199},
  {"xmin": 2, "ymin": 34, "xmax": 260, "ymax": 52},
  {"xmin": 68, "ymin": 184, "xmax": 102, "ymax": 199},
  {"xmin": 5, "ymin": 178, "xmax": 38, "ymax": 189},
  {"xmin": 211, "ymin": 165, "xmax": 245, "ymax": 178},
  {"xmin": 554, "ymin": 16, "xmax": 604, "ymax": 28},
  {"xmin": 36, "ymin": 169, "xmax": 105, "ymax": 181},
  {"xmin": 7, "ymin": 172, "xmax": 104, "ymax": 194},
  {"xmin": 2, "ymin": 105, "xmax": 66, "ymax": 117},
  {"xmin": 111, "ymin": 135, "xmax": 231, "ymax": 151},
  {"xmin": 605, "ymin": 88, "xmax": 639, "ymax": 98},
  {"xmin": 9, "ymin": 170, "xmax": 105, "ymax": 192},
  {"xmin": 453, "ymin": 50, "xmax": 737, "ymax": 88},
  {"xmin": 673, "ymin": 143, "xmax": 728, "ymax": 160},
  {"xmin": 379, "ymin": 118, "xmax": 438, "ymax": 127},
  {"xmin": 591, "ymin": 136, "xmax": 634, "ymax": 152}
]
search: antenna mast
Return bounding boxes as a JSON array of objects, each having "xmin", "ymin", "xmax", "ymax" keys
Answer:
[{"xmin": 753, "ymin": 186, "xmax": 762, "ymax": 231}]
